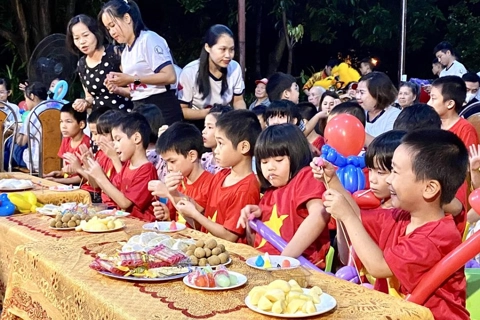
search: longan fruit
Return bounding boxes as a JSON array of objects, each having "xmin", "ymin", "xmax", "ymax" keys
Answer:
[
  {"xmin": 211, "ymin": 247, "xmax": 222, "ymax": 256},
  {"xmin": 218, "ymin": 244, "xmax": 226, "ymax": 252},
  {"xmin": 55, "ymin": 221, "xmax": 63, "ymax": 228},
  {"xmin": 204, "ymin": 247, "xmax": 212, "ymax": 258},
  {"xmin": 218, "ymin": 253, "xmax": 229, "ymax": 264},
  {"xmin": 76, "ymin": 220, "xmax": 81, "ymax": 226},
  {"xmin": 205, "ymin": 239, "xmax": 217, "ymax": 249},
  {"xmin": 195, "ymin": 240, "xmax": 205, "ymax": 248},
  {"xmin": 185, "ymin": 250, "xmax": 194, "ymax": 257},
  {"xmin": 198, "ymin": 258, "xmax": 207, "ymax": 266},
  {"xmin": 207, "ymin": 255, "xmax": 221, "ymax": 266},
  {"xmin": 189, "ymin": 256, "xmax": 199, "ymax": 266},
  {"xmin": 49, "ymin": 220, "xmax": 57, "ymax": 227},
  {"xmin": 62, "ymin": 222, "xmax": 68, "ymax": 228},
  {"xmin": 194, "ymin": 247, "xmax": 206, "ymax": 259},
  {"xmin": 67, "ymin": 220, "xmax": 77, "ymax": 228},
  {"xmin": 187, "ymin": 244, "xmax": 197, "ymax": 252}
]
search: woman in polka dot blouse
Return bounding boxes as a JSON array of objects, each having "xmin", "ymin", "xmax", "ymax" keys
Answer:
[{"xmin": 66, "ymin": 14, "xmax": 133, "ymax": 113}]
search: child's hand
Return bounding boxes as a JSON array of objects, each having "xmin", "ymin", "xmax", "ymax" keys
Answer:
[
  {"xmin": 98, "ymin": 138, "xmax": 118, "ymax": 160},
  {"xmin": 237, "ymin": 205, "xmax": 262, "ymax": 229},
  {"xmin": 148, "ymin": 180, "xmax": 170, "ymax": 197},
  {"xmin": 176, "ymin": 199, "xmax": 198, "ymax": 219},
  {"xmin": 63, "ymin": 152, "xmax": 82, "ymax": 172},
  {"xmin": 164, "ymin": 172, "xmax": 183, "ymax": 192},
  {"xmin": 470, "ymin": 145, "xmax": 480, "ymax": 171},
  {"xmin": 322, "ymin": 189, "xmax": 354, "ymax": 222},
  {"xmin": 310, "ymin": 157, "xmax": 336, "ymax": 183},
  {"xmin": 44, "ymin": 170, "xmax": 63, "ymax": 178},
  {"xmin": 62, "ymin": 164, "xmax": 74, "ymax": 175},
  {"xmin": 158, "ymin": 125, "xmax": 169, "ymax": 137},
  {"xmin": 78, "ymin": 144, "xmax": 94, "ymax": 160},
  {"xmin": 84, "ymin": 158, "xmax": 104, "ymax": 178},
  {"xmin": 153, "ymin": 201, "xmax": 170, "ymax": 221}
]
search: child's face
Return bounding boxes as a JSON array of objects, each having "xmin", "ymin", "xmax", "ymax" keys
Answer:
[
  {"xmin": 435, "ymin": 50, "xmax": 452, "ymax": 67},
  {"xmin": 356, "ymin": 81, "xmax": 376, "ymax": 111},
  {"xmin": 60, "ymin": 112, "xmax": 84, "ymax": 138},
  {"xmin": 214, "ymin": 128, "xmax": 242, "ymax": 168},
  {"xmin": 284, "ymin": 82, "xmax": 300, "ymax": 104},
  {"xmin": 321, "ymin": 96, "xmax": 335, "ymax": 113},
  {"xmin": 368, "ymin": 160, "xmax": 391, "ymax": 200},
  {"xmin": 202, "ymin": 114, "xmax": 217, "ymax": 148},
  {"xmin": 89, "ymin": 123, "xmax": 98, "ymax": 144},
  {"xmin": 267, "ymin": 114, "xmax": 289, "ymax": 126},
  {"xmin": 386, "ymin": 144, "xmax": 426, "ymax": 211},
  {"xmin": 428, "ymin": 86, "xmax": 454, "ymax": 118},
  {"xmin": 432, "ymin": 63, "xmax": 442, "ymax": 76},
  {"xmin": 260, "ymin": 156, "xmax": 290, "ymax": 187},
  {"xmin": 162, "ymin": 150, "xmax": 194, "ymax": 177},
  {"xmin": 257, "ymin": 115, "xmax": 266, "ymax": 130},
  {"xmin": 111, "ymin": 127, "xmax": 136, "ymax": 162},
  {"xmin": 0, "ymin": 84, "xmax": 10, "ymax": 102}
]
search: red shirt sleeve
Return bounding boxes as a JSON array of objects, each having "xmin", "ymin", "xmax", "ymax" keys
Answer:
[
  {"xmin": 293, "ymin": 168, "xmax": 326, "ymax": 218},
  {"xmin": 57, "ymin": 137, "xmax": 69, "ymax": 158},
  {"xmin": 223, "ymin": 182, "xmax": 260, "ymax": 235},
  {"xmin": 123, "ymin": 163, "xmax": 158, "ymax": 211}
]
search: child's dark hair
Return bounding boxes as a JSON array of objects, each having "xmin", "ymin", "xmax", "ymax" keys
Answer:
[
  {"xmin": 365, "ymin": 130, "xmax": 407, "ymax": 171},
  {"xmin": 88, "ymin": 106, "xmax": 111, "ymax": 124},
  {"xmin": 133, "ymin": 104, "xmax": 165, "ymax": 144},
  {"xmin": 215, "ymin": 109, "xmax": 261, "ymax": 157},
  {"xmin": 264, "ymin": 100, "xmax": 301, "ymax": 126},
  {"xmin": 99, "ymin": 0, "xmax": 147, "ymax": 39},
  {"xmin": 433, "ymin": 41, "xmax": 455, "ymax": 56},
  {"xmin": 462, "ymin": 72, "xmax": 480, "ymax": 84},
  {"xmin": 60, "ymin": 103, "xmax": 87, "ymax": 125},
  {"xmin": 359, "ymin": 58, "xmax": 374, "ymax": 70},
  {"xmin": 208, "ymin": 104, "xmax": 233, "ymax": 120},
  {"xmin": 358, "ymin": 72, "xmax": 397, "ymax": 110},
  {"xmin": 393, "ymin": 104, "xmax": 441, "ymax": 131},
  {"xmin": 255, "ymin": 124, "xmax": 312, "ymax": 188},
  {"xmin": 432, "ymin": 57, "xmax": 441, "ymax": 65},
  {"xmin": 401, "ymin": 129, "xmax": 468, "ymax": 205},
  {"xmin": 156, "ymin": 122, "xmax": 203, "ymax": 158},
  {"xmin": 320, "ymin": 91, "xmax": 339, "ymax": 107},
  {"xmin": 266, "ymin": 72, "xmax": 296, "ymax": 102},
  {"xmin": 431, "ymin": 76, "xmax": 466, "ymax": 113},
  {"xmin": 297, "ymin": 102, "xmax": 317, "ymax": 121},
  {"xmin": 251, "ymin": 105, "xmax": 267, "ymax": 118},
  {"xmin": 97, "ymin": 110, "xmax": 120, "ymax": 135},
  {"xmin": 25, "ymin": 82, "xmax": 48, "ymax": 101},
  {"xmin": 329, "ymin": 101, "xmax": 366, "ymax": 127},
  {"xmin": 0, "ymin": 78, "xmax": 11, "ymax": 91},
  {"xmin": 66, "ymin": 14, "xmax": 104, "ymax": 54},
  {"xmin": 197, "ymin": 25, "xmax": 234, "ymax": 100},
  {"xmin": 112, "ymin": 113, "xmax": 151, "ymax": 149}
]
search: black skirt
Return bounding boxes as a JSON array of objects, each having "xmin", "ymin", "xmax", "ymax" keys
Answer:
[{"xmin": 133, "ymin": 90, "xmax": 183, "ymax": 125}]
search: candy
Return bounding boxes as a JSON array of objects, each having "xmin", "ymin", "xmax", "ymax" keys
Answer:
[
  {"xmin": 255, "ymin": 255, "xmax": 264, "ymax": 267},
  {"xmin": 229, "ymin": 274, "xmax": 238, "ymax": 285},
  {"xmin": 315, "ymin": 157, "xmax": 325, "ymax": 167},
  {"xmin": 169, "ymin": 221, "xmax": 177, "ymax": 231},
  {"xmin": 282, "ymin": 259, "xmax": 291, "ymax": 268},
  {"xmin": 264, "ymin": 259, "xmax": 272, "ymax": 268},
  {"xmin": 215, "ymin": 274, "xmax": 231, "ymax": 287},
  {"xmin": 248, "ymin": 213, "xmax": 255, "ymax": 221}
]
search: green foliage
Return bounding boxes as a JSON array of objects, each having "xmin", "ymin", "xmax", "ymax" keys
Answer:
[
  {"xmin": 176, "ymin": 0, "xmax": 210, "ymax": 13},
  {"xmin": 0, "ymin": 56, "xmax": 26, "ymax": 104},
  {"xmin": 446, "ymin": 0, "xmax": 480, "ymax": 71}
]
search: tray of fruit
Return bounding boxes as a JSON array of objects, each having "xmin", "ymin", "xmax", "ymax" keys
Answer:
[
  {"xmin": 49, "ymin": 213, "xmax": 84, "ymax": 230},
  {"xmin": 246, "ymin": 253, "xmax": 300, "ymax": 270},
  {"xmin": 90, "ymin": 243, "xmax": 191, "ymax": 282},
  {"xmin": 182, "ymin": 239, "xmax": 231, "ymax": 267},
  {"xmin": 183, "ymin": 266, "xmax": 246, "ymax": 290},
  {"xmin": 77, "ymin": 216, "xmax": 125, "ymax": 233},
  {"xmin": 245, "ymin": 279, "xmax": 336, "ymax": 318}
]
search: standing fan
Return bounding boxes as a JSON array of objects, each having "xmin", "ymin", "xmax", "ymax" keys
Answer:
[{"xmin": 27, "ymin": 34, "xmax": 78, "ymax": 100}]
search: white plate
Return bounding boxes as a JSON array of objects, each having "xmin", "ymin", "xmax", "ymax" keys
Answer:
[
  {"xmin": 49, "ymin": 186, "xmax": 80, "ymax": 192},
  {"xmin": 246, "ymin": 255, "xmax": 300, "ymax": 271},
  {"xmin": 83, "ymin": 223, "xmax": 125, "ymax": 233},
  {"xmin": 36, "ymin": 204, "xmax": 62, "ymax": 216},
  {"xmin": 245, "ymin": 288, "xmax": 337, "ymax": 318},
  {"xmin": 49, "ymin": 226, "xmax": 76, "ymax": 231},
  {"xmin": 143, "ymin": 221, "xmax": 186, "ymax": 233},
  {"xmin": 0, "ymin": 179, "xmax": 34, "ymax": 191},
  {"xmin": 97, "ymin": 269, "xmax": 190, "ymax": 282},
  {"xmin": 183, "ymin": 271, "xmax": 247, "ymax": 291},
  {"xmin": 97, "ymin": 209, "xmax": 130, "ymax": 217}
]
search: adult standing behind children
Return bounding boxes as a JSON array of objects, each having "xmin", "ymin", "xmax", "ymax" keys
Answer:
[
  {"xmin": 67, "ymin": 14, "xmax": 133, "ymax": 113},
  {"xmin": 99, "ymin": 0, "xmax": 183, "ymax": 125},
  {"xmin": 249, "ymin": 78, "xmax": 270, "ymax": 109},
  {"xmin": 434, "ymin": 41, "xmax": 467, "ymax": 78},
  {"xmin": 178, "ymin": 24, "xmax": 246, "ymax": 123}
]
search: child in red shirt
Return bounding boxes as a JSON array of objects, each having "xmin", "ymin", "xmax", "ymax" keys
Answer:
[
  {"xmin": 297, "ymin": 102, "xmax": 325, "ymax": 151},
  {"xmin": 318, "ymin": 129, "xmax": 469, "ymax": 320},
  {"xmin": 175, "ymin": 110, "xmax": 262, "ymax": 242},
  {"xmin": 85, "ymin": 113, "xmax": 157, "ymax": 221},
  {"xmin": 237, "ymin": 124, "xmax": 330, "ymax": 267},
  {"xmin": 148, "ymin": 122, "xmax": 213, "ymax": 224},
  {"xmin": 44, "ymin": 103, "xmax": 89, "ymax": 184}
]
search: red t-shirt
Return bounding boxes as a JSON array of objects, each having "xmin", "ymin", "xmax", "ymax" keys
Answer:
[
  {"xmin": 361, "ymin": 209, "xmax": 469, "ymax": 320},
  {"xmin": 112, "ymin": 161, "xmax": 158, "ymax": 221},
  {"xmin": 167, "ymin": 170, "xmax": 213, "ymax": 223},
  {"xmin": 311, "ymin": 136, "xmax": 325, "ymax": 152},
  {"xmin": 96, "ymin": 151, "xmax": 117, "ymax": 207},
  {"xmin": 254, "ymin": 167, "xmax": 330, "ymax": 267},
  {"xmin": 200, "ymin": 169, "xmax": 260, "ymax": 242},
  {"xmin": 449, "ymin": 117, "xmax": 478, "ymax": 149},
  {"xmin": 57, "ymin": 134, "xmax": 91, "ymax": 161}
]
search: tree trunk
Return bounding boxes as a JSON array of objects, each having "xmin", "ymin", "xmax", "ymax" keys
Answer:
[
  {"xmin": 39, "ymin": 0, "xmax": 52, "ymax": 40},
  {"xmin": 267, "ymin": 33, "xmax": 286, "ymax": 76},
  {"xmin": 281, "ymin": 7, "xmax": 293, "ymax": 74},
  {"xmin": 287, "ymin": 48, "xmax": 293, "ymax": 75},
  {"xmin": 254, "ymin": 1, "xmax": 263, "ymax": 78},
  {"xmin": 11, "ymin": 0, "xmax": 30, "ymax": 63},
  {"xmin": 64, "ymin": 0, "xmax": 77, "ymax": 31}
]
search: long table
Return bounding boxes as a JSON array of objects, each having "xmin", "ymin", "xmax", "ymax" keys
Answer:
[
  {"xmin": 0, "ymin": 214, "xmax": 434, "ymax": 320},
  {"xmin": 0, "ymin": 172, "xmax": 91, "ymax": 205}
]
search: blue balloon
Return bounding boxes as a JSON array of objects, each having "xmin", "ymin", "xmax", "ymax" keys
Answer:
[
  {"xmin": 52, "ymin": 80, "xmax": 69, "ymax": 101},
  {"xmin": 0, "ymin": 199, "xmax": 15, "ymax": 216},
  {"xmin": 357, "ymin": 167, "xmax": 366, "ymax": 191},
  {"xmin": 344, "ymin": 164, "xmax": 358, "ymax": 193}
]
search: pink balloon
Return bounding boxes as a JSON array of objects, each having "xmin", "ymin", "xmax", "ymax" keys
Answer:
[
  {"xmin": 469, "ymin": 189, "xmax": 480, "ymax": 213},
  {"xmin": 324, "ymin": 114, "xmax": 365, "ymax": 156},
  {"xmin": 18, "ymin": 100, "xmax": 27, "ymax": 111}
]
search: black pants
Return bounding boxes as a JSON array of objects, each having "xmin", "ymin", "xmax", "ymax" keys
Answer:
[{"xmin": 133, "ymin": 90, "xmax": 183, "ymax": 125}]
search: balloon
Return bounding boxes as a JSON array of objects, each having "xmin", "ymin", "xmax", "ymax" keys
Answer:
[
  {"xmin": 335, "ymin": 266, "xmax": 359, "ymax": 282},
  {"xmin": 7, "ymin": 191, "xmax": 37, "ymax": 213},
  {"xmin": 469, "ymin": 189, "xmax": 480, "ymax": 214},
  {"xmin": 18, "ymin": 100, "xmax": 27, "ymax": 111},
  {"xmin": 0, "ymin": 198, "xmax": 16, "ymax": 216},
  {"xmin": 353, "ymin": 190, "xmax": 381, "ymax": 209},
  {"xmin": 324, "ymin": 114, "xmax": 365, "ymax": 156},
  {"xmin": 343, "ymin": 164, "xmax": 358, "ymax": 193},
  {"xmin": 466, "ymin": 259, "xmax": 480, "ymax": 269},
  {"xmin": 248, "ymin": 219, "xmax": 323, "ymax": 272},
  {"xmin": 51, "ymin": 80, "xmax": 68, "ymax": 101},
  {"xmin": 361, "ymin": 283, "xmax": 374, "ymax": 289}
]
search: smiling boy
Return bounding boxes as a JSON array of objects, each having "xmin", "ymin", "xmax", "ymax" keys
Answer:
[
  {"xmin": 85, "ymin": 113, "xmax": 157, "ymax": 221},
  {"xmin": 322, "ymin": 129, "xmax": 469, "ymax": 319}
]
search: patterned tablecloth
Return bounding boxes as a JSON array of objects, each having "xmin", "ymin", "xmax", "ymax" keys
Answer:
[
  {"xmin": 0, "ymin": 172, "xmax": 91, "ymax": 205},
  {"xmin": 0, "ymin": 214, "xmax": 434, "ymax": 320}
]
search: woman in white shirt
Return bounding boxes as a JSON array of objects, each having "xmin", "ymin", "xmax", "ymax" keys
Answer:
[
  {"xmin": 99, "ymin": 0, "xmax": 183, "ymax": 124},
  {"xmin": 177, "ymin": 24, "xmax": 246, "ymax": 121}
]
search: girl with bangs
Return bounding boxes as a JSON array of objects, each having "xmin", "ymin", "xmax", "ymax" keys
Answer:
[{"xmin": 237, "ymin": 124, "xmax": 330, "ymax": 268}]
